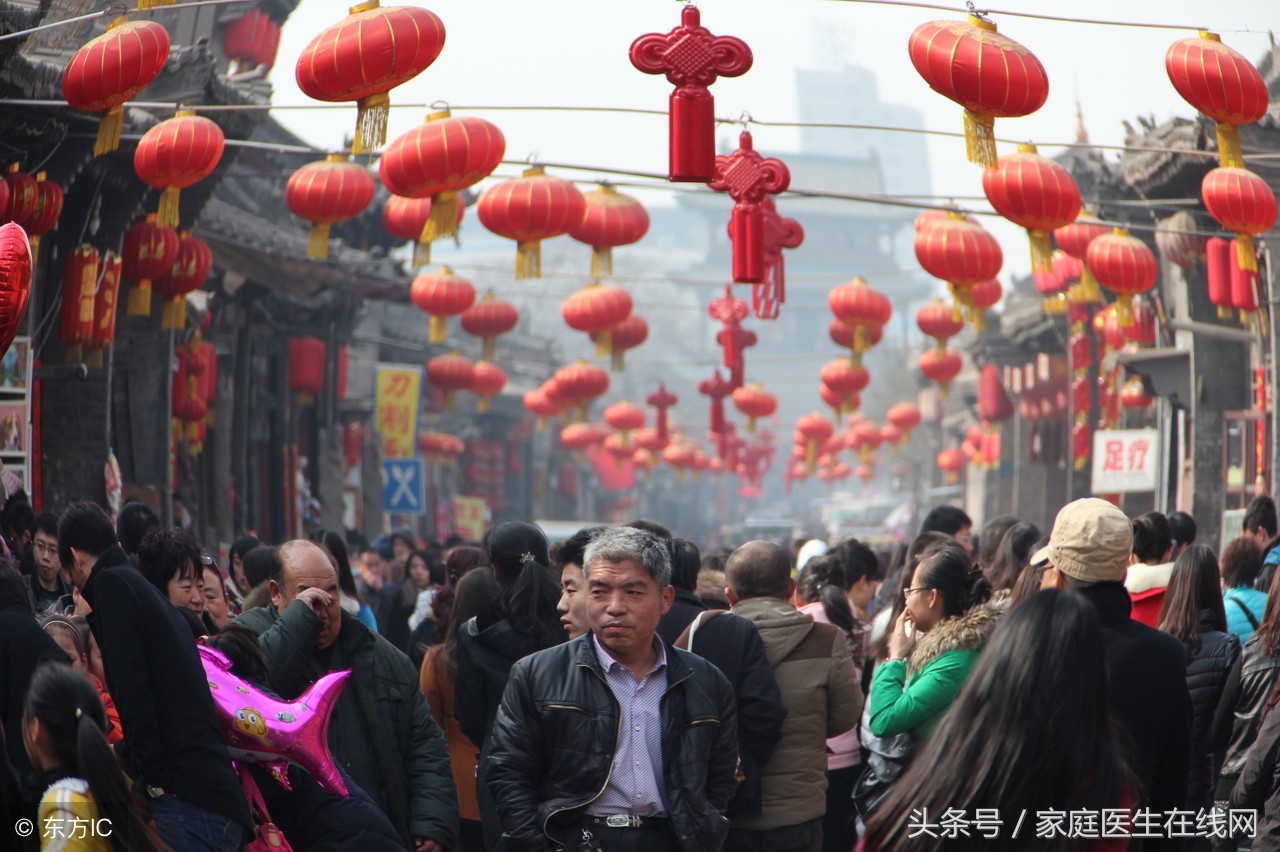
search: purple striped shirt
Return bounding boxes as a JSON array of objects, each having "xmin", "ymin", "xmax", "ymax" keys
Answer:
[{"xmin": 589, "ymin": 633, "xmax": 669, "ymax": 817}]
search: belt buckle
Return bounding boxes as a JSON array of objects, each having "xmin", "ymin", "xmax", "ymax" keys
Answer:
[{"xmin": 605, "ymin": 815, "xmax": 634, "ymax": 829}]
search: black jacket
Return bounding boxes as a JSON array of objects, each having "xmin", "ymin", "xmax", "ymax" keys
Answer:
[
  {"xmin": 0, "ymin": 603, "xmax": 68, "ymax": 781},
  {"xmin": 1079, "ymin": 582, "xmax": 1191, "ymax": 852},
  {"xmin": 657, "ymin": 587, "xmax": 708, "ymax": 645},
  {"xmin": 1223, "ymin": 636, "xmax": 1280, "ymax": 784},
  {"xmin": 1231, "ymin": 703, "xmax": 1280, "ymax": 849},
  {"xmin": 82, "ymin": 546, "xmax": 250, "ymax": 829},
  {"xmin": 235, "ymin": 602, "xmax": 458, "ymax": 848},
  {"xmin": 455, "ymin": 609, "xmax": 548, "ymax": 750},
  {"xmin": 1181, "ymin": 614, "xmax": 1241, "ymax": 809},
  {"xmin": 485, "ymin": 634, "xmax": 739, "ymax": 852},
  {"xmin": 677, "ymin": 610, "xmax": 786, "ymax": 816}
]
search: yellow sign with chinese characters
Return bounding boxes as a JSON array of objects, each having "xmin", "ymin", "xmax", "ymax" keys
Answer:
[
  {"xmin": 374, "ymin": 365, "xmax": 422, "ymax": 458},
  {"xmin": 453, "ymin": 496, "xmax": 487, "ymax": 543}
]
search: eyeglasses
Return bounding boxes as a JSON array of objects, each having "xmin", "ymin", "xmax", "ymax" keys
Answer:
[
  {"xmin": 903, "ymin": 586, "xmax": 932, "ymax": 600},
  {"xmin": 34, "ymin": 542, "xmax": 58, "ymax": 556}
]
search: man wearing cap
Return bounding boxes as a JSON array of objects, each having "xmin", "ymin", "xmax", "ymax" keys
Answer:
[{"xmin": 1037, "ymin": 498, "xmax": 1191, "ymax": 852}]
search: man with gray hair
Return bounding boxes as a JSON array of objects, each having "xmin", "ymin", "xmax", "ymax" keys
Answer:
[{"xmin": 486, "ymin": 525, "xmax": 739, "ymax": 851}]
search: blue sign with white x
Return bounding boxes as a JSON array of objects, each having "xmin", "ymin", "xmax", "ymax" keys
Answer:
[{"xmin": 382, "ymin": 458, "xmax": 425, "ymax": 514}]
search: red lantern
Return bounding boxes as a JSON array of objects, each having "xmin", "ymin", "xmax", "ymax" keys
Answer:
[
  {"xmin": 562, "ymin": 284, "xmax": 633, "ymax": 358},
  {"xmin": 1072, "ymin": 422, "xmax": 1092, "ymax": 471},
  {"xmin": 569, "ymin": 184, "xmax": 650, "ymax": 279},
  {"xmin": 1034, "ymin": 251, "xmax": 1078, "ymax": 314},
  {"xmin": 295, "ymin": 1, "xmax": 445, "ymax": 154},
  {"xmin": 820, "ymin": 360, "xmax": 870, "ymax": 397},
  {"xmin": 594, "ymin": 314, "xmax": 648, "ymax": 372},
  {"xmin": 524, "ymin": 388, "xmax": 561, "ymax": 431},
  {"xmin": 820, "ymin": 385, "xmax": 860, "ymax": 419},
  {"xmin": 1086, "ymin": 228, "xmax": 1158, "ymax": 326},
  {"xmin": 966, "ymin": 278, "xmax": 1003, "ymax": 334},
  {"xmin": 460, "ymin": 293, "xmax": 519, "ymax": 361},
  {"xmin": 469, "ymin": 361, "xmax": 506, "ymax": 413},
  {"xmin": 133, "ymin": 111, "xmax": 225, "ymax": 228},
  {"xmin": 629, "ymin": 5, "xmax": 752, "ymax": 182},
  {"xmin": 1230, "ymin": 238, "xmax": 1260, "ymax": 324},
  {"xmin": 410, "ymin": 267, "xmax": 476, "ymax": 344},
  {"xmin": 850, "ymin": 422, "xmax": 883, "ymax": 463},
  {"xmin": 920, "ymin": 348, "xmax": 962, "ymax": 398},
  {"xmin": 153, "ymin": 232, "xmax": 212, "ymax": 330},
  {"xmin": 915, "ymin": 212, "xmax": 1003, "ymax": 324},
  {"xmin": 85, "ymin": 251, "xmax": 122, "ymax": 368},
  {"xmin": 1120, "ymin": 378, "xmax": 1154, "ymax": 410},
  {"xmin": 647, "ymin": 383, "xmax": 678, "ymax": 443},
  {"xmin": 379, "ymin": 109, "xmax": 505, "ymax": 243},
  {"xmin": 3, "ymin": 165, "xmax": 35, "ymax": 226},
  {"xmin": 1054, "ymin": 213, "xmax": 1110, "ymax": 304},
  {"xmin": 555, "ymin": 360, "xmax": 611, "ymax": 421},
  {"xmin": 223, "ymin": 9, "xmax": 267, "ymax": 67},
  {"xmin": 561, "ymin": 423, "xmax": 603, "ymax": 460},
  {"xmin": 982, "ymin": 143, "xmax": 1082, "ymax": 272},
  {"xmin": 285, "ymin": 154, "xmax": 376, "ymax": 260},
  {"xmin": 1201, "ymin": 167, "xmax": 1277, "ymax": 273},
  {"xmin": 288, "ymin": 338, "xmax": 325, "ymax": 405},
  {"xmin": 1206, "ymin": 236, "xmax": 1234, "ymax": 319},
  {"xmin": 797, "ymin": 412, "xmax": 834, "ymax": 467},
  {"xmin": 21, "ymin": 172, "xmax": 62, "ymax": 258},
  {"xmin": 62, "ymin": 16, "xmax": 171, "ymax": 156},
  {"xmin": 936, "ymin": 448, "xmax": 965, "ymax": 484},
  {"xmin": 708, "ymin": 131, "xmax": 790, "ymax": 285},
  {"xmin": 828, "ymin": 278, "xmax": 891, "ymax": 369},
  {"xmin": 1155, "ymin": 210, "xmax": 1206, "ymax": 269},
  {"xmin": 880, "ymin": 424, "xmax": 903, "ymax": 447},
  {"xmin": 634, "ymin": 428, "xmax": 666, "ymax": 454},
  {"xmin": 477, "ymin": 166, "xmax": 586, "ymax": 279},
  {"xmin": 60, "ymin": 245, "xmax": 98, "ymax": 362},
  {"xmin": 383, "ymin": 194, "xmax": 466, "ymax": 268},
  {"xmin": 828, "ymin": 319, "xmax": 881, "ymax": 359},
  {"xmin": 604, "ymin": 401, "xmax": 646, "ymax": 441},
  {"xmin": 0, "ymin": 224, "xmax": 31, "ymax": 360},
  {"xmin": 887, "ymin": 402, "xmax": 923, "ymax": 441},
  {"xmin": 907, "ymin": 15, "xmax": 1048, "ymax": 167},
  {"xmin": 121, "ymin": 214, "xmax": 180, "ymax": 317},
  {"xmin": 731, "ymin": 384, "xmax": 777, "ymax": 435},
  {"xmin": 977, "ymin": 364, "xmax": 1014, "ymax": 423},
  {"xmin": 1127, "ymin": 300, "xmax": 1158, "ymax": 347},
  {"xmin": 916, "ymin": 299, "xmax": 965, "ymax": 354},
  {"xmin": 426, "ymin": 353, "xmax": 475, "ymax": 412},
  {"xmin": 1166, "ymin": 31, "xmax": 1268, "ymax": 167}
]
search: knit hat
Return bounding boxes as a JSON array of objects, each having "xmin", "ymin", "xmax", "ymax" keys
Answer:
[{"xmin": 1030, "ymin": 498, "xmax": 1133, "ymax": 583}]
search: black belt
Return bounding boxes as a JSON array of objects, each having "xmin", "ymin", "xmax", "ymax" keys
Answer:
[{"xmin": 584, "ymin": 815, "xmax": 670, "ymax": 831}]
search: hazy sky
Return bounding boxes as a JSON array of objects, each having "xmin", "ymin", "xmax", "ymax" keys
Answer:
[{"xmin": 266, "ymin": 0, "xmax": 1276, "ymax": 281}]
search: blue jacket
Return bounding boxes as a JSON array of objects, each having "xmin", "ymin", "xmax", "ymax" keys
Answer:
[{"xmin": 1225, "ymin": 586, "xmax": 1267, "ymax": 642}]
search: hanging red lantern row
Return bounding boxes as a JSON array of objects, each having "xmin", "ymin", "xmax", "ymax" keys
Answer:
[
  {"xmin": 62, "ymin": 16, "xmax": 171, "ymax": 156},
  {"xmin": 820, "ymin": 361, "xmax": 870, "ymax": 409},
  {"xmin": 646, "ymin": 383, "xmax": 678, "ymax": 443},
  {"xmin": 477, "ymin": 167, "xmax": 586, "ymax": 280},
  {"xmin": 153, "ymin": 231, "xmax": 211, "ymax": 330},
  {"xmin": 19, "ymin": 173, "xmax": 60, "ymax": 259},
  {"xmin": 295, "ymin": 1, "xmax": 444, "ymax": 154},
  {"xmin": 920, "ymin": 347, "xmax": 963, "ymax": 399},
  {"xmin": 459, "ymin": 293, "xmax": 518, "ymax": 362},
  {"xmin": 917, "ymin": 299, "xmax": 965, "ymax": 354},
  {"xmin": 569, "ymin": 184, "xmax": 650, "ymax": 280},
  {"xmin": 0, "ymin": 224, "xmax": 31, "ymax": 359},
  {"xmin": 593, "ymin": 313, "xmax": 648, "ymax": 372},
  {"xmin": 555, "ymin": 360, "xmax": 610, "ymax": 422},
  {"xmin": 1155, "ymin": 210, "xmax": 1207, "ymax": 270},
  {"xmin": 426, "ymin": 353, "xmax": 475, "ymax": 411},
  {"xmin": 604, "ymin": 401, "xmax": 646, "ymax": 444},
  {"xmin": 907, "ymin": 14, "xmax": 1048, "ymax": 168},
  {"xmin": 936, "ymin": 448, "xmax": 965, "ymax": 484},
  {"xmin": 133, "ymin": 111, "xmax": 225, "ymax": 228},
  {"xmin": 288, "ymin": 337, "xmax": 325, "ymax": 405},
  {"xmin": 707, "ymin": 131, "xmax": 790, "ymax": 285},
  {"xmin": 886, "ymin": 402, "xmax": 923, "ymax": 442},
  {"xmin": 380, "ymin": 108, "xmax": 505, "ymax": 247},
  {"xmin": 562, "ymin": 284, "xmax": 633, "ymax": 359},
  {"xmin": 3, "ymin": 165, "xmax": 35, "ymax": 225},
  {"xmin": 629, "ymin": 5, "xmax": 752, "ymax": 183},
  {"xmin": 121, "ymin": 214, "xmax": 179, "ymax": 318},
  {"xmin": 829, "ymin": 278, "xmax": 891, "ymax": 369},
  {"xmin": 383, "ymin": 194, "xmax": 466, "ymax": 268},
  {"xmin": 60, "ymin": 245, "xmax": 98, "ymax": 363},
  {"xmin": 1034, "ymin": 251, "xmax": 1080, "ymax": 314},
  {"xmin": 731, "ymin": 383, "xmax": 776, "ymax": 435},
  {"xmin": 1054, "ymin": 213, "xmax": 1110, "ymax": 304},
  {"xmin": 469, "ymin": 361, "xmax": 506, "ymax": 413},
  {"xmin": 754, "ymin": 198, "xmax": 804, "ymax": 320},
  {"xmin": 410, "ymin": 267, "xmax": 475, "ymax": 344},
  {"xmin": 966, "ymin": 278, "xmax": 1003, "ymax": 334},
  {"xmin": 982, "ymin": 143, "xmax": 1082, "ymax": 272},
  {"xmin": 699, "ymin": 370, "xmax": 734, "ymax": 435},
  {"xmin": 1085, "ymin": 227, "xmax": 1157, "ymax": 326},
  {"xmin": 286, "ymin": 154, "xmax": 375, "ymax": 260},
  {"xmin": 85, "ymin": 252, "xmax": 122, "ymax": 368},
  {"xmin": 1165, "ymin": 31, "xmax": 1268, "ymax": 168},
  {"xmin": 915, "ymin": 212, "xmax": 1003, "ymax": 326},
  {"xmin": 1201, "ymin": 166, "xmax": 1276, "ymax": 273}
]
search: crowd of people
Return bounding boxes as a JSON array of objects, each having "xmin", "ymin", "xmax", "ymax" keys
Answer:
[{"xmin": 5, "ymin": 492, "xmax": 1280, "ymax": 850}]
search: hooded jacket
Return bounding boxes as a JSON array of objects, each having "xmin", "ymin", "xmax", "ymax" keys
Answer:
[
  {"xmin": 868, "ymin": 603, "xmax": 1002, "ymax": 739},
  {"xmin": 455, "ymin": 609, "xmax": 548, "ymax": 750},
  {"xmin": 728, "ymin": 596, "xmax": 862, "ymax": 831}
]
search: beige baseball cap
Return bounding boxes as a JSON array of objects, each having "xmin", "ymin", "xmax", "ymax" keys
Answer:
[{"xmin": 1029, "ymin": 498, "xmax": 1133, "ymax": 583}]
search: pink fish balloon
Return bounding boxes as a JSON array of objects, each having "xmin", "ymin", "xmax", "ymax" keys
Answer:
[{"xmin": 199, "ymin": 644, "xmax": 351, "ymax": 797}]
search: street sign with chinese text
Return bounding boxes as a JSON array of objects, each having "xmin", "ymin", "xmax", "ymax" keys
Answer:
[
  {"xmin": 1091, "ymin": 428, "xmax": 1159, "ymax": 493},
  {"xmin": 374, "ymin": 364, "xmax": 422, "ymax": 458}
]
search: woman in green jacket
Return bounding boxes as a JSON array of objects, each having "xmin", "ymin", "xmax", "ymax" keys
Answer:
[{"xmin": 868, "ymin": 540, "xmax": 1001, "ymax": 739}]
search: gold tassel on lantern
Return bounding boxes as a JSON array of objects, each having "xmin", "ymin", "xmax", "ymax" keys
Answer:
[
  {"xmin": 1116, "ymin": 296, "xmax": 1134, "ymax": 328},
  {"xmin": 611, "ymin": 348, "xmax": 626, "ymax": 372},
  {"xmin": 423, "ymin": 189, "xmax": 459, "ymax": 242},
  {"xmin": 963, "ymin": 110, "xmax": 997, "ymax": 169},
  {"xmin": 1237, "ymin": 234, "xmax": 1258, "ymax": 273},
  {"xmin": 162, "ymin": 297, "xmax": 187, "ymax": 331},
  {"xmin": 412, "ymin": 239, "xmax": 431, "ymax": 268},
  {"xmin": 308, "ymin": 222, "xmax": 331, "ymax": 259},
  {"xmin": 127, "ymin": 281, "xmax": 151, "ymax": 317},
  {"xmin": 1028, "ymin": 229, "xmax": 1053, "ymax": 273},
  {"xmin": 428, "ymin": 315, "xmax": 447, "ymax": 344},
  {"xmin": 595, "ymin": 330, "xmax": 612, "ymax": 360},
  {"xmin": 591, "ymin": 247, "xmax": 612, "ymax": 280},
  {"xmin": 97, "ymin": 104, "xmax": 124, "ymax": 158},
  {"xmin": 156, "ymin": 186, "xmax": 181, "ymax": 229},
  {"xmin": 515, "ymin": 240, "xmax": 541, "ymax": 280},
  {"xmin": 353, "ymin": 91, "xmax": 390, "ymax": 157},
  {"xmin": 1043, "ymin": 294, "xmax": 1068, "ymax": 314},
  {"xmin": 535, "ymin": 416, "xmax": 547, "ymax": 432},
  {"xmin": 481, "ymin": 336, "xmax": 497, "ymax": 362},
  {"xmin": 477, "ymin": 395, "xmax": 491, "ymax": 413},
  {"xmin": 136, "ymin": 0, "xmax": 175, "ymax": 9},
  {"xmin": 1217, "ymin": 123, "xmax": 1244, "ymax": 168}
]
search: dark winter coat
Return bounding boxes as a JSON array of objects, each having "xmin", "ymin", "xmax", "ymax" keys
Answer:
[
  {"xmin": 485, "ymin": 634, "xmax": 739, "ymax": 851},
  {"xmin": 1222, "ymin": 635, "xmax": 1280, "ymax": 787},
  {"xmin": 82, "ymin": 546, "xmax": 250, "ymax": 830},
  {"xmin": 657, "ymin": 586, "xmax": 709, "ymax": 645},
  {"xmin": 235, "ymin": 602, "xmax": 458, "ymax": 848},
  {"xmin": 1230, "ymin": 703, "xmax": 1280, "ymax": 850},
  {"xmin": 454, "ymin": 609, "xmax": 548, "ymax": 750},
  {"xmin": 0, "ymin": 602, "xmax": 67, "ymax": 781},
  {"xmin": 1079, "ymin": 582, "xmax": 1191, "ymax": 852},
  {"xmin": 1180, "ymin": 612, "xmax": 1241, "ymax": 810}
]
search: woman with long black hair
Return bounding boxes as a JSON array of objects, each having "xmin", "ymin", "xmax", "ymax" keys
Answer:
[
  {"xmin": 864, "ymin": 589, "xmax": 1134, "ymax": 851},
  {"xmin": 22, "ymin": 661, "xmax": 161, "ymax": 852},
  {"xmin": 1157, "ymin": 544, "xmax": 1242, "ymax": 816}
]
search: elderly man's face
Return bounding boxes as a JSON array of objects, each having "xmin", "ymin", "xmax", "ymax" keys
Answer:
[{"xmin": 274, "ymin": 545, "xmax": 343, "ymax": 650}]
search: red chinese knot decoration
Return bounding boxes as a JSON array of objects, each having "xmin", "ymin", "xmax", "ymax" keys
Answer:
[
  {"xmin": 754, "ymin": 198, "xmax": 804, "ymax": 320},
  {"xmin": 708, "ymin": 131, "xmax": 790, "ymax": 286}
]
